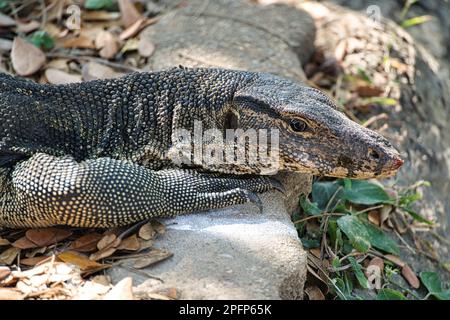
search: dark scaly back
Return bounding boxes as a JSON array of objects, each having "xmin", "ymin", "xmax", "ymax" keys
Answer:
[{"xmin": 0, "ymin": 68, "xmax": 253, "ymax": 168}]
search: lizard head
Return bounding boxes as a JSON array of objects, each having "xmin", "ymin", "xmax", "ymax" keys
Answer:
[{"xmin": 226, "ymin": 72, "xmax": 403, "ymax": 179}]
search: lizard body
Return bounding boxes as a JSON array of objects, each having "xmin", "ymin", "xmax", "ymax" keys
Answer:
[{"xmin": 0, "ymin": 68, "xmax": 403, "ymax": 228}]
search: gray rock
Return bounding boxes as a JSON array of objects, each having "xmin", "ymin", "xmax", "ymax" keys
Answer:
[
  {"xmin": 109, "ymin": 192, "xmax": 307, "ymax": 299},
  {"xmin": 108, "ymin": 0, "xmax": 316, "ymax": 299}
]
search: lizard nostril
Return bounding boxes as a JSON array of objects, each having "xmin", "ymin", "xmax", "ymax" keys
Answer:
[{"xmin": 368, "ymin": 148, "xmax": 381, "ymax": 160}]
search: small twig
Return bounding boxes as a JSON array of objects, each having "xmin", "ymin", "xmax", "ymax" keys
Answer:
[
  {"xmin": 307, "ymin": 260, "xmax": 347, "ymax": 300},
  {"xmin": 117, "ymin": 219, "xmax": 150, "ymax": 240},
  {"xmin": 293, "ymin": 212, "xmax": 345, "ymax": 224},
  {"xmin": 46, "ymin": 52, "xmax": 141, "ymax": 73},
  {"xmin": 393, "ymin": 229, "xmax": 416, "ymax": 254},
  {"xmin": 362, "ymin": 113, "xmax": 388, "ymax": 128},
  {"xmin": 355, "ymin": 205, "xmax": 384, "ymax": 215},
  {"xmin": 320, "ymin": 187, "xmax": 343, "ymax": 259},
  {"xmin": 114, "ymin": 264, "xmax": 164, "ymax": 282},
  {"xmin": 338, "ymin": 251, "xmax": 363, "ymax": 264},
  {"xmin": 330, "ymin": 255, "xmax": 367, "ymax": 272},
  {"xmin": 39, "ymin": 0, "xmax": 47, "ymax": 29}
]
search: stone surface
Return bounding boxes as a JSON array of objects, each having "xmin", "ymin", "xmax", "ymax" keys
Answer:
[
  {"xmin": 108, "ymin": 0, "xmax": 316, "ymax": 299},
  {"xmin": 109, "ymin": 192, "xmax": 307, "ymax": 299}
]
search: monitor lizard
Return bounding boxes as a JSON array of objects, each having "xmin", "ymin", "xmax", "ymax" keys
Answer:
[{"xmin": 0, "ymin": 67, "xmax": 403, "ymax": 228}]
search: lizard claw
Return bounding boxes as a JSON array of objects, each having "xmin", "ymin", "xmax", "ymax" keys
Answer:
[
  {"xmin": 268, "ymin": 177, "xmax": 286, "ymax": 195},
  {"xmin": 244, "ymin": 190, "xmax": 263, "ymax": 213}
]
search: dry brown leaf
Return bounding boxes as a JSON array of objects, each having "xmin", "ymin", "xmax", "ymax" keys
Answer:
[
  {"xmin": 139, "ymin": 222, "xmax": 156, "ymax": 240},
  {"xmin": 392, "ymin": 212, "xmax": 408, "ymax": 234},
  {"xmin": 356, "ymin": 85, "xmax": 384, "ymax": 98},
  {"xmin": 91, "ymin": 275, "xmax": 111, "ymax": 286},
  {"xmin": 11, "ymin": 37, "xmax": 46, "ymax": 76},
  {"xmin": 90, "ymin": 233, "xmax": 121, "ymax": 260},
  {"xmin": 119, "ymin": 18, "xmax": 145, "ymax": 41},
  {"xmin": 118, "ymin": 0, "xmax": 142, "ymax": 28},
  {"xmin": 380, "ymin": 205, "xmax": 392, "ymax": 226},
  {"xmin": 62, "ymin": 35, "xmax": 95, "ymax": 49},
  {"xmin": 365, "ymin": 257, "xmax": 384, "ymax": 278},
  {"xmin": 97, "ymin": 234, "xmax": 118, "ymax": 251},
  {"xmin": 95, "ymin": 30, "xmax": 119, "ymax": 59},
  {"xmin": 103, "ymin": 277, "xmax": 135, "ymax": 300},
  {"xmin": 69, "ymin": 233, "xmax": 103, "ymax": 252},
  {"xmin": 0, "ymin": 247, "xmax": 20, "ymax": 265},
  {"xmin": 25, "ymin": 246, "xmax": 47, "ymax": 258},
  {"xmin": 12, "ymin": 236, "xmax": 38, "ymax": 250},
  {"xmin": 138, "ymin": 239, "xmax": 154, "ymax": 251},
  {"xmin": 82, "ymin": 62, "xmax": 123, "ymax": 81},
  {"xmin": 0, "ymin": 237, "xmax": 10, "ymax": 246},
  {"xmin": 402, "ymin": 264, "xmax": 420, "ymax": 289},
  {"xmin": 143, "ymin": 293, "xmax": 172, "ymax": 300},
  {"xmin": 334, "ymin": 40, "xmax": 347, "ymax": 62},
  {"xmin": 20, "ymin": 256, "xmax": 51, "ymax": 267},
  {"xmin": 74, "ymin": 280, "xmax": 111, "ymax": 299},
  {"xmin": 0, "ymin": 266, "xmax": 11, "ymax": 280},
  {"xmin": 132, "ymin": 249, "xmax": 173, "ymax": 269},
  {"xmin": 0, "ymin": 12, "xmax": 16, "ymax": 27},
  {"xmin": 121, "ymin": 38, "xmax": 139, "ymax": 53},
  {"xmin": 45, "ymin": 68, "xmax": 82, "ymax": 85},
  {"xmin": 138, "ymin": 38, "xmax": 155, "ymax": 58},
  {"xmin": 82, "ymin": 11, "xmax": 121, "ymax": 21},
  {"xmin": 151, "ymin": 220, "xmax": 166, "ymax": 235},
  {"xmin": 89, "ymin": 247, "xmax": 117, "ymax": 261},
  {"xmin": 384, "ymin": 254, "xmax": 406, "ymax": 267},
  {"xmin": 305, "ymin": 285, "xmax": 325, "ymax": 300},
  {"xmin": 155, "ymin": 287, "xmax": 178, "ymax": 300},
  {"xmin": 117, "ymin": 234, "xmax": 140, "ymax": 251},
  {"xmin": 0, "ymin": 288, "xmax": 24, "ymax": 300},
  {"xmin": 43, "ymin": 23, "xmax": 63, "ymax": 38},
  {"xmin": 58, "ymin": 251, "xmax": 108, "ymax": 271},
  {"xmin": 26, "ymin": 228, "xmax": 73, "ymax": 247},
  {"xmin": 309, "ymin": 248, "xmax": 321, "ymax": 259},
  {"xmin": 16, "ymin": 20, "xmax": 40, "ymax": 33},
  {"xmin": 46, "ymin": 58, "xmax": 70, "ymax": 71},
  {"xmin": 368, "ymin": 210, "xmax": 381, "ymax": 226}
]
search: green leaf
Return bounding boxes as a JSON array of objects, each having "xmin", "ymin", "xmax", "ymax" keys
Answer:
[
  {"xmin": 332, "ymin": 257, "xmax": 341, "ymax": 269},
  {"xmin": 28, "ymin": 31, "xmax": 54, "ymax": 51},
  {"xmin": 300, "ymin": 237, "xmax": 320, "ymax": 249},
  {"xmin": 420, "ymin": 272, "xmax": 450, "ymax": 300},
  {"xmin": 401, "ymin": 15, "xmax": 433, "ymax": 28},
  {"xmin": 342, "ymin": 179, "xmax": 390, "ymax": 205},
  {"xmin": 327, "ymin": 219, "xmax": 343, "ymax": 249},
  {"xmin": 362, "ymin": 220, "xmax": 400, "ymax": 255},
  {"xmin": 398, "ymin": 191, "xmax": 422, "ymax": 206},
  {"xmin": 348, "ymin": 257, "xmax": 369, "ymax": 289},
  {"xmin": 337, "ymin": 215, "xmax": 371, "ymax": 253},
  {"xmin": 299, "ymin": 195, "xmax": 322, "ymax": 215},
  {"xmin": 401, "ymin": 206, "xmax": 433, "ymax": 225},
  {"xmin": 85, "ymin": 0, "xmax": 113, "ymax": 10},
  {"xmin": 312, "ymin": 180, "xmax": 343, "ymax": 210},
  {"xmin": 376, "ymin": 288, "xmax": 407, "ymax": 300},
  {"xmin": 0, "ymin": 0, "xmax": 8, "ymax": 10},
  {"xmin": 356, "ymin": 68, "xmax": 372, "ymax": 84}
]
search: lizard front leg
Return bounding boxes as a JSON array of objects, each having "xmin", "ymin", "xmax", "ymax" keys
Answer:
[{"xmin": 0, "ymin": 153, "xmax": 281, "ymax": 228}]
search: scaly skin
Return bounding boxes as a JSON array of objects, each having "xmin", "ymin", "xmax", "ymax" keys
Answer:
[{"xmin": 0, "ymin": 68, "xmax": 403, "ymax": 228}]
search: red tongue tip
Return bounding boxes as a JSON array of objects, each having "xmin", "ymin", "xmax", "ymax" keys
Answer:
[{"xmin": 393, "ymin": 157, "xmax": 404, "ymax": 169}]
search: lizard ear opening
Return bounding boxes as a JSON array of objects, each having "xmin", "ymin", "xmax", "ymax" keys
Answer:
[{"xmin": 224, "ymin": 110, "xmax": 240, "ymax": 130}]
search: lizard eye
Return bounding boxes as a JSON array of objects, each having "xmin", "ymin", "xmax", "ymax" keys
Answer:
[{"xmin": 290, "ymin": 119, "xmax": 308, "ymax": 132}]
